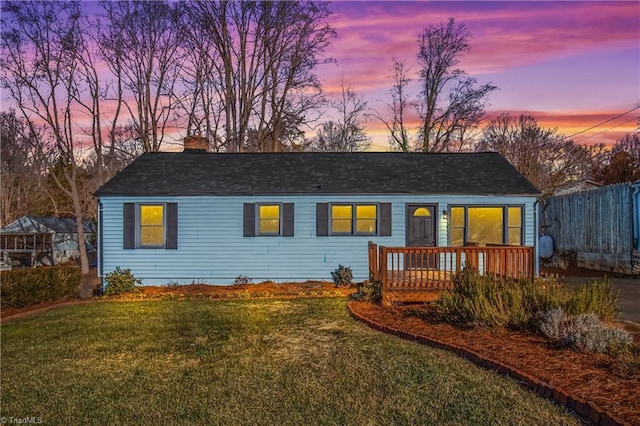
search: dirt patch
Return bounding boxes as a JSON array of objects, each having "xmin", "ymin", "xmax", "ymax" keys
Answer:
[{"xmin": 349, "ymin": 301, "xmax": 640, "ymax": 425}]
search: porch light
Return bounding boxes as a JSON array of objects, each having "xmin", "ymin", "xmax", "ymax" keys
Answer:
[{"xmin": 442, "ymin": 209, "xmax": 448, "ymax": 220}]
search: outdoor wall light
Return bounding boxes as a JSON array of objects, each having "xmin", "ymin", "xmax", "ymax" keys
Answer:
[{"xmin": 442, "ymin": 209, "xmax": 448, "ymax": 220}]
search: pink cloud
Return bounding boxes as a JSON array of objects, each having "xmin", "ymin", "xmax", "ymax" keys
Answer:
[
  {"xmin": 328, "ymin": 1, "xmax": 638, "ymax": 75},
  {"xmin": 323, "ymin": 1, "xmax": 639, "ymax": 150}
]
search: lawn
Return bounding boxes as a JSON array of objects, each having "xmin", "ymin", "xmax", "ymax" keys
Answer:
[{"xmin": 1, "ymin": 299, "xmax": 581, "ymax": 425}]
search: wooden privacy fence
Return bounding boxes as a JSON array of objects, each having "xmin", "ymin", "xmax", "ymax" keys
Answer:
[
  {"xmin": 368, "ymin": 242, "xmax": 534, "ymax": 304},
  {"xmin": 543, "ymin": 183, "xmax": 633, "ymax": 273}
]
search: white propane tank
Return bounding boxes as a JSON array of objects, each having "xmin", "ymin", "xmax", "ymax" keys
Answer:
[{"xmin": 539, "ymin": 235, "xmax": 553, "ymax": 259}]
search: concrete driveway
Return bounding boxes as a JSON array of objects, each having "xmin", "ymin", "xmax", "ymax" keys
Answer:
[{"xmin": 561, "ymin": 276, "xmax": 640, "ymax": 328}]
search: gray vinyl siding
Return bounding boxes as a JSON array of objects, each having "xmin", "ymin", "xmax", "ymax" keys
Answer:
[{"xmin": 99, "ymin": 194, "xmax": 536, "ymax": 285}]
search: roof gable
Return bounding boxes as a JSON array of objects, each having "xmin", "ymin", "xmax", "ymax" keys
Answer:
[{"xmin": 96, "ymin": 152, "xmax": 540, "ymax": 197}]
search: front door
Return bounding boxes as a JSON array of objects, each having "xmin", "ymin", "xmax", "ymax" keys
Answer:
[{"xmin": 406, "ymin": 204, "xmax": 437, "ymax": 269}]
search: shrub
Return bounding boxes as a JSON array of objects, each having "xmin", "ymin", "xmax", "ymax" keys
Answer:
[
  {"xmin": 436, "ymin": 269, "xmax": 567, "ymax": 328},
  {"xmin": 539, "ymin": 307, "xmax": 633, "ymax": 354},
  {"xmin": 562, "ymin": 313, "xmax": 632, "ymax": 353},
  {"xmin": 357, "ymin": 280, "xmax": 381, "ymax": 303},
  {"xmin": 233, "ymin": 275, "xmax": 253, "ymax": 285},
  {"xmin": 0, "ymin": 264, "xmax": 80, "ymax": 308},
  {"xmin": 538, "ymin": 307, "xmax": 565, "ymax": 340},
  {"xmin": 103, "ymin": 267, "xmax": 141, "ymax": 296},
  {"xmin": 611, "ymin": 346, "xmax": 640, "ymax": 379},
  {"xmin": 436, "ymin": 269, "xmax": 622, "ymax": 330},
  {"xmin": 165, "ymin": 281, "xmax": 180, "ymax": 290},
  {"xmin": 565, "ymin": 278, "xmax": 619, "ymax": 322},
  {"xmin": 331, "ymin": 265, "xmax": 353, "ymax": 287}
]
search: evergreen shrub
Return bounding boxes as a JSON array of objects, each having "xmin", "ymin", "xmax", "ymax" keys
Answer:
[{"xmin": 0, "ymin": 264, "xmax": 80, "ymax": 308}]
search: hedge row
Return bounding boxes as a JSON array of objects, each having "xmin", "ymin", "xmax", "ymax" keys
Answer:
[{"xmin": 1, "ymin": 265, "xmax": 80, "ymax": 308}]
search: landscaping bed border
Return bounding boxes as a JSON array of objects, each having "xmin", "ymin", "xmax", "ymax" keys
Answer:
[{"xmin": 347, "ymin": 301, "xmax": 631, "ymax": 426}]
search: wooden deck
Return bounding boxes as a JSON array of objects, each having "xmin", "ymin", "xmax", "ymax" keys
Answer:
[{"xmin": 368, "ymin": 242, "xmax": 534, "ymax": 306}]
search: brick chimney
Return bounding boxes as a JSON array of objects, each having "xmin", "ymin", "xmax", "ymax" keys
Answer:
[{"xmin": 183, "ymin": 135, "xmax": 209, "ymax": 152}]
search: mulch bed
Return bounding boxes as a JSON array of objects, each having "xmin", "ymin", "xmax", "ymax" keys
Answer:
[
  {"xmin": 1, "ymin": 282, "xmax": 355, "ymax": 322},
  {"xmin": 133, "ymin": 281, "xmax": 354, "ymax": 299},
  {"xmin": 349, "ymin": 301, "xmax": 640, "ymax": 425}
]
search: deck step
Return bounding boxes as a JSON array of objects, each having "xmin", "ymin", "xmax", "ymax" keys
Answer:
[{"xmin": 382, "ymin": 290, "xmax": 442, "ymax": 306}]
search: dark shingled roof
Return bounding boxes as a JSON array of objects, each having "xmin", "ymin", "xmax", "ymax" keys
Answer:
[
  {"xmin": 0, "ymin": 216, "xmax": 95, "ymax": 234},
  {"xmin": 95, "ymin": 151, "xmax": 540, "ymax": 196}
]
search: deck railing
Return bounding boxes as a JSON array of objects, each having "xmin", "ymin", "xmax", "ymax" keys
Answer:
[
  {"xmin": 369, "ymin": 242, "xmax": 534, "ymax": 293},
  {"xmin": 368, "ymin": 241, "xmax": 380, "ymax": 282}
]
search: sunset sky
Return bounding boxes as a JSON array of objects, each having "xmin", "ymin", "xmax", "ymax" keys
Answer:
[
  {"xmin": 1, "ymin": 1, "xmax": 637, "ymax": 151},
  {"xmin": 319, "ymin": 1, "xmax": 639, "ymax": 150}
]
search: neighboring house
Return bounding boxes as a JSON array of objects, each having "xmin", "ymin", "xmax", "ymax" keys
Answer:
[
  {"xmin": 553, "ymin": 180, "xmax": 602, "ymax": 196},
  {"xmin": 0, "ymin": 216, "xmax": 96, "ymax": 268},
  {"xmin": 95, "ymin": 136, "xmax": 540, "ymax": 285}
]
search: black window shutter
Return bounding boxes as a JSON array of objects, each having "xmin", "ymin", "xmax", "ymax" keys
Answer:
[
  {"xmin": 243, "ymin": 203, "xmax": 255, "ymax": 237},
  {"xmin": 379, "ymin": 203, "xmax": 392, "ymax": 236},
  {"xmin": 316, "ymin": 203, "xmax": 328, "ymax": 236},
  {"xmin": 166, "ymin": 203, "xmax": 178, "ymax": 249},
  {"xmin": 282, "ymin": 203, "xmax": 294, "ymax": 237},
  {"xmin": 123, "ymin": 203, "xmax": 135, "ymax": 249}
]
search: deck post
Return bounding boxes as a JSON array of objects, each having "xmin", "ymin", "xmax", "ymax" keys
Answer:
[
  {"xmin": 380, "ymin": 246, "xmax": 388, "ymax": 292},
  {"xmin": 529, "ymin": 246, "xmax": 535, "ymax": 280}
]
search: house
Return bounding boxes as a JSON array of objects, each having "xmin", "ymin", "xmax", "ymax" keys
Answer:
[
  {"xmin": 0, "ymin": 216, "xmax": 96, "ymax": 268},
  {"xmin": 95, "ymin": 136, "xmax": 540, "ymax": 286},
  {"xmin": 553, "ymin": 179, "xmax": 602, "ymax": 196}
]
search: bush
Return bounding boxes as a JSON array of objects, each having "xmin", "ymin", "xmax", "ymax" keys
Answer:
[
  {"xmin": 103, "ymin": 267, "xmax": 141, "ymax": 296},
  {"xmin": 233, "ymin": 275, "xmax": 253, "ymax": 285},
  {"xmin": 565, "ymin": 278, "xmax": 619, "ymax": 322},
  {"xmin": 611, "ymin": 346, "xmax": 640, "ymax": 379},
  {"xmin": 331, "ymin": 265, "xmax": 353, "ymax": 287},
  {"xmin": 0, "ymin": 264, "xmax": 80, "ymax": 308},
  {"xmin": 436, "ymin": 269, "xmax": 622, "ymax": 330},
  {"xmin": 436, "ymin": 269, "xmax": 567, "ymax": 329},
  {"xmin": 538, "ymin": 307, "xmax": 565, "ymax": 340},
  {"xmin": 357, "ymin": 280, "xmax": 381, "ymax": 303},
  {"xmin": 539, "ymin": 307, "xmax": 633, "ymax": 354}
]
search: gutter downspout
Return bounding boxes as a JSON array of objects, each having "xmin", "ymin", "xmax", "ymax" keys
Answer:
[
  {"xmin": 98, "ymin": 200, "xmax": 104, "ymax": 293},
  {"xmin": 534, "ymin": 199, "xmax": 540, "ymax": 277},
  {"xmin": 633, "ymin": 183, "xmax": 640, "ymax": 251}
]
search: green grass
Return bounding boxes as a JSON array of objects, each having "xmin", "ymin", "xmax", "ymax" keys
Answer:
[{"xmin": 1, "ymin": 299, "xmax": 581, "ymax": 425}]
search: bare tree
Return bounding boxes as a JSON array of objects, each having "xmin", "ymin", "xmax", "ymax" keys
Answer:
[
  {"xmin": 93, "ymin": 13, "xmax": 127, "ymax": 175},
  {"xmin": 187, "ymin": 1, "xmax": 336, "ymax": 152},
  {"xmin": 370, "ymin": 59, "xmax": 414, "ymax": 152},
  {"xmin": 476, "ymin": 114, "xmax": 592, "ymax": 194},
  {"xmin": 417, "ymin": 18, "xmax": 496, "ymax": 152},
  {"xmin": 98, "ymin": 0, "xmax": 185, "ymax": 152},
  {"xmin": 175, "ymin": 21, "xmax": 226, "ymax": 151},
  {"xmin": 612, "ymin": 132, "xmax": 640, "ymax": 169},
  {"xmin": 1, "ymin": 1, "xmax": 92, "ymax": 278},
  {"xmin": 592, "ymin": 133, "xmax": 640, "ymax": 184},
  {"xmin": 307, "ymin": 81, "xmax": 371, "ymax": 152},
  {"xmin": 71, "ymin": 13, "xmax": 124, "ymax": 188},
  {"xmin": 0, "ymin": 110, "xmax": 48, "ymax": 226}
]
